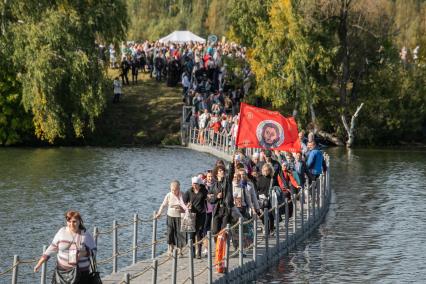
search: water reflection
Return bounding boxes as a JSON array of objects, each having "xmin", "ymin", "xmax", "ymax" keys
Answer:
[
  {"xmin": 0, "ymin": 147, "xmax": 216, "ymax": 283},
  {"xmin": 258, "ymin": 148, "xmax": 426, "ymax": 283}
]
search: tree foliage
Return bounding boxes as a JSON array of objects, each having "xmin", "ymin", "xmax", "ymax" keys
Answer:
[
  {"xmin": 229, "ymin": 0, "xmax": 426, "ymax": 145},
  {"xmin": 0, "ymin": 42, "xmax": 33, "ymax": 145},
  {"xmin": 1, "ymin": 0, "xmax": 128, "ymax": 143}
]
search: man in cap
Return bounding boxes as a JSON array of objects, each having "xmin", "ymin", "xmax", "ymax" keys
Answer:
[{"xmin": 184, "ymin": 176, "xmax": 208, "ymax": 258}]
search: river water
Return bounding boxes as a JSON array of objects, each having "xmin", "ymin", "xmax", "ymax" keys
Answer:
[
  {"xmin": 257, "ymin": 147, "xmax": 426, "ymax": 283},
  {"xmin": 1, "ymin": 147, "xmax": 425, "ymax": 283},
  {"xmin": 0, "ymin": 147, "xmax": 217, "ymax": 283}
]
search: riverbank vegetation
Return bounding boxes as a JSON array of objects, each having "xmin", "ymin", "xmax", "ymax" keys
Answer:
[
  {"xmin": 0, "ymin": 1, "xmax": 127, "ymax": 145},
  {"xmin": 1, "ymin": 0, "xmax": 425, "ymax": 146}
]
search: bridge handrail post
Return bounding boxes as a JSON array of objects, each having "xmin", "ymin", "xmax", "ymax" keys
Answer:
[
  {"xmin": 207, "ymin": 231, "xmax": 213, "ymax": 284},
  {"xmin": 188, "ymin": 239, "xmax": 194, "ymax": 284},
  {"xmin": 238, "ymin": 217, "xmax": 243, "ymax": 267},
  {"xmin": 93, "ymin": 226, "xmax": 99, "ymax": 247},
  {"xmin": 151, "ymin": 259, "xmax": 158, "ymax": 284},
  {"xmin": 292, "ymin": 192, "xmax": 296, "ymax": 235},
  {"xmin": 285, "ymin": 198, "xmax": 289, "ymax": 250},
  {"xmin": 316, "ymin": 179, "xmax": 320, "ymax": 219},
  {"xmin": 171, "ymin": 249, "xmax": 178, "ymax": 284},
  {"xmin": 41, "ymin": 246, "xmax": 47, "ymax": 284},
  {"xmin": 264, "ymin": 209, "xmax": 269, "ymax": 260},
  {"xmin": 11, "ymin": 254, "xmax": 19, "ymax": 284},
  {"xmin": 252, "ymin": 215, "xmax": 257, "ymax": 262},
  {"xmin": 306, "ymin": 185, "xmax": 310, "ymax": 224},
  {"xmin": 301, "ymin": 187, "xmax": 304, "ymax": 235},
  {"xmin": 312, "ymin": 181, "xmax": 316, "ymax": 221},
  {"xmin": 122, "ymin": 273, "xmax": 130, "ymax": 284},
  {"xmin": 112, "ymin": 220, "xmax": 118, "ymax": 274},
  {"xmin": 11, "ymin": 255, "xmax": 18, "ymax": 284},
  {"xmin": 225, "ymin": 224, "xmax": 231, "ymax": 275},
  {"xmin": 275, "ymin": 204, "xmax": 280, "ymax": 251},
  {"xmin": 152, "ymin": 211, "xmax": 157, "ymax": 259},
  {"xmin": 133, "ymin": 213, "xmax": 138, "ymax": 265}
]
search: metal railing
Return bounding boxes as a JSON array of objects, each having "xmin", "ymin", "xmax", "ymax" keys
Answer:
[{"xmin": 1, "ymin": 127, "xmax": 331, "ymax": 284}]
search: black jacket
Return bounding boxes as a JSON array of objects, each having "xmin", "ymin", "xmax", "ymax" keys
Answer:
[
  {"xmin": 208, "ymin": 178, "xmax": 234, "ymax": 217},
  {"xmin": 183, "ymin": 185, "xmax": 208, "ymax": 215}
]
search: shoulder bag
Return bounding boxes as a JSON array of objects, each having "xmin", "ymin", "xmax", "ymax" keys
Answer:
[{"xmin": 88, "ymin": 250, "xmax": 102, "ymax": 284}]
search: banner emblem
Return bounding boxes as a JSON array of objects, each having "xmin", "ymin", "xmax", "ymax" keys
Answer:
[{"xmin": 256, "ymin": 120, "xmax": 285, "ymax": 149}]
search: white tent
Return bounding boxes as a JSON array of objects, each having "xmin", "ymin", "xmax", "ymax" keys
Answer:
[{"xmin": 158, "ymin": 31, "xmax": 206, "ymax": 44}]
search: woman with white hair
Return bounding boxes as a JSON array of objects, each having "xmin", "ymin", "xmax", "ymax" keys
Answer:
[{"xmin": 156, "ymin": 180, "xmax": 188, "ymax": 256}]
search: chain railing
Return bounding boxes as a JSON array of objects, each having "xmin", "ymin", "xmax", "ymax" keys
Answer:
[{"xmin": 1, "ymin": 126, "xmax": 331, "ymax": 284}]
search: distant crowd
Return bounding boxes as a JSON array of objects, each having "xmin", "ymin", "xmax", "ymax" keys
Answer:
[{"xmin": 109, "ymin": 40, "xmax": 252, "ymax": 113}]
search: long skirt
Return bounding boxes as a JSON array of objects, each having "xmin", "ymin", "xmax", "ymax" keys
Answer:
[{"xmin": 167, "ymin": 215, "xmax": 186, "ymax": 248}]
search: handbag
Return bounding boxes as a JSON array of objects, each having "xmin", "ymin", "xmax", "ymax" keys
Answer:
[
  {"xmin": 88, "ymin": 251, "xmax": 102, "ymax": 284},
  {"xmin": 52, "ymin": 265, "xmax": 80, "ymax": 284},
  {"xmin": 180, "ymin": 211, "xmax": 196, "ymax": 233}
]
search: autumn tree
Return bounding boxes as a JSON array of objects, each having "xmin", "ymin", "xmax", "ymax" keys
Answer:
[{"xmin": 6, "ymin": 1, "xmax": 127, "ymax": 143}]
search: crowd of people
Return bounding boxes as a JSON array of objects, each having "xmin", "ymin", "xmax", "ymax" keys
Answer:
[
  {"xmin": 155, "ymin": 132, "xmax": 327, "ymax": 259},
  {"xmin": 109, "ymin": 40, "xmax": 252, "ymax": 112},
  {"xmin": 30, "ymin": 137, "xmax": 326, "ymax": 282}
]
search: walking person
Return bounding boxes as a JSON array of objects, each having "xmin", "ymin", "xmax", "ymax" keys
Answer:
[
  {"xmin": 306, "ymin": 141, "xmax": 325, "ymax": 183},
  {"xmin": 120, "ymin": 57, "xmax": 130, "ymax": 85},
  {"xmin": 184, "ymin": 176, "xmax": 208, "ymax": 259},
  {"xmin": 208, "ymin": 165, "xmax": 234, "ymax": 237},
  {"xmin": 113, "ymin": 77, "xmax": 122, "ymax": 103},
  {"xmin": 156, "ymin": 180, "xmax": 188, "ymax": 256},
  {"xmin": 256, "ymin": 163, "xmax": 278, "ymax": 235},
  {"xmin": 131, "ymin": 57, "xmax": 138, "ymax": 84},
  {"xmin": 33, "ymin": 210, "xmax": 96, "ymax": 284}
]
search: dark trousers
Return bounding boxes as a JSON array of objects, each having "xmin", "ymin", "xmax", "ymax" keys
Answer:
[
  {"xmin": 132, "ymin": 72, "xmax": 138, "ymax": 84},
  {"xmin": 189, "ymin": 213, "xmax": 206, "ymax": 257},
  {"xmin": 166, "ymin": 216, "xmax": 186, "ymax": 248},
  {"xmin": 203, "ymin": 212, "xmax": 212, "ymax": 236},
  {"xmin": 211, "ymin": 213, "xmax": 230, "ymax": 237},
  {"xmin": 113, "ymin": 93, "xmax": 120, "ymax": 103},
  {"xmin": 121, "ymin": 71, "xmax": 129, "ymax": 85}
]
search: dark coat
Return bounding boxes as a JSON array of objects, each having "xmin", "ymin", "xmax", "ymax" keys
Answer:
[{"xmin": 208, "ymin": 178, "xmax": 234, "ymax": 218}]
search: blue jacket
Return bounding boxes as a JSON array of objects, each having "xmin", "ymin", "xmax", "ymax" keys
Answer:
[{"xmin": 307, "ymin": 148, "xmax": 324, "ymax": 176}]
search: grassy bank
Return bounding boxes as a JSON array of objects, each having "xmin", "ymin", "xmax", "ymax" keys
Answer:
[{"xmin": 86, "ymin": 70, "xmax": 183, "ymax": 146}]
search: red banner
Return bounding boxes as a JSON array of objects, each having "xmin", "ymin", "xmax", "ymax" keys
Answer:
[{"xmin": 236, "ymin": 103, "xmax": 301, "ymax": 152}]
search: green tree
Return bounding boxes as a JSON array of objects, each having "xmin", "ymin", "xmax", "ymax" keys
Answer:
[
  {"xmin": 0, "ymin": 42, "xmax": 33, "ymax": 145},
  {"xmin": 8, "ymin": 1, "xmax": 127, "ymax": 143},
  {"xmin": 227, "ymin": 0, "xmax": 271, "ymax": 46},
  {"xmin": 249, "ymin": 0, "xmax": 332, "ymax": 127}
]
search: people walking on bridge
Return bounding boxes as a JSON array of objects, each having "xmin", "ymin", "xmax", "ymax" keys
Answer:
[
  {"xmin": 156, "ymin": 180, "xmax": 188, "ymax": 257},
  {"xmin": 33, "ymin": 210, "xmax": 96, "ymax": 283}
]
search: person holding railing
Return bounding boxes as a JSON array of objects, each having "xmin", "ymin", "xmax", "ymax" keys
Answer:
[
  {"xmin": 156, "ymin": 180, "xmax": 188, "ymax": 257},
  {"xmin": 33, "ymin": 210, "xmax": 96, "ymax": 284}
]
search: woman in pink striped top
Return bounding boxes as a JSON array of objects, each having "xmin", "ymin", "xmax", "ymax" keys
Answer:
[{"xmin": 34, "ymin": 210, "xmax": 96, "ymax": 283}]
